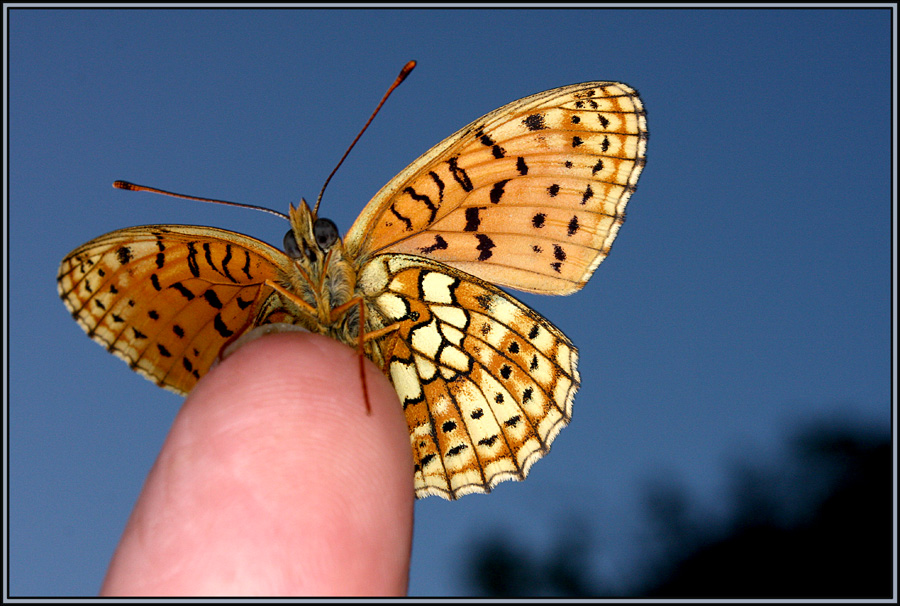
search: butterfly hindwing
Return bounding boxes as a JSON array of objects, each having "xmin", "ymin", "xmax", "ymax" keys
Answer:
[
  {"xmin": 359, "ymin": 253, "xmax": 579, "ymax": 498},
  {"xmin": 345, "ymin": 81, "xmax": 647, "ymax": 295},
  {"xmin": 57, "ymin": 225, "xmax": 294, "ymax": 395}
]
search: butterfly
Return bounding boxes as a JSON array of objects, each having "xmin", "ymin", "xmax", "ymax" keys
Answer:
[{"xmin": 58, "ymin": 67, "xmax": 647, "ymax": 500}]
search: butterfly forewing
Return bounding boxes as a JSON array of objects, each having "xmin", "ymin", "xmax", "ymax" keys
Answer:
[
  {"xmin": 58, "ymin": 226, "xmax": 293, "ymax": 395},
  {"xmin": 345, "ymin": 81, "xmax": 647, "ymax": 295},
  {"xmin": 359, "ymin": 254, "xmax": 579, "ymax": 498}
]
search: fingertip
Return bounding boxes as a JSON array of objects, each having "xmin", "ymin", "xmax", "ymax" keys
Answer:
[{"xmin": 103, "ymin": 332, "xmax": 413, "ymax": 596}]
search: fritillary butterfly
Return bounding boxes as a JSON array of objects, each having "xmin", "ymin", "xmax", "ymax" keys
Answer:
[{"xmin": 57, "ymin": 66, "xmax": 648, "ymax": 499}]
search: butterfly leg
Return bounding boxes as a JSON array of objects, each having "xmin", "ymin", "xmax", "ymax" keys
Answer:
[
  {"xmin": 357, "ymin": 300, "xmax": 372, "ymax": 415},
  {"xmin": 264, "ymin": 280, "xmax": 320, "ymax": 316},
  {"xmin": 329, "ymin": 296, "xmax": 406, "ymax": 415}
]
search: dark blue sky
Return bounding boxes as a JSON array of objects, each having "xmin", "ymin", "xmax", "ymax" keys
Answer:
[{"xmin": 9, "ymin": 8, "xmax": 892, "ymax": 596}]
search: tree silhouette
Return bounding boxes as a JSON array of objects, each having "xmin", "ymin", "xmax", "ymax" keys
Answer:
[{"xmin": 464, "ymin": 419, "xmax": 893, "ymax": 598}]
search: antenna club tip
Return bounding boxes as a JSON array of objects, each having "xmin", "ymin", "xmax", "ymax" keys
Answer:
[
  {"xmin": 400, "ymin": 60, "xmax": 416, "ymax": 79},
  {"xmin": 113, "ymin": 180, "xmax": 136, "ymax": 190}
]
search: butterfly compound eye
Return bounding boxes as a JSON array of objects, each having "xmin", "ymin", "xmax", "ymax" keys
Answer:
[
  {"xmin": 283, "ymin": 229, "xmax": 303, "ymax": 259},
  {"xmin": 314, "ymin": 218, "xmax": 339, "ymax": 251}
]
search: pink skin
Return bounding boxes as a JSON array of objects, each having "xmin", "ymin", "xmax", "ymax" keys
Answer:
[{"xmin": 101, "ymin": 332, "xmax": 414, "ymax": 596}]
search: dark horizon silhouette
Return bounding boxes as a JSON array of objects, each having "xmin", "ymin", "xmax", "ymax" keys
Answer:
[{"xmin": 466, "ymin": 418, "xmax": 893, "ymax": 598}]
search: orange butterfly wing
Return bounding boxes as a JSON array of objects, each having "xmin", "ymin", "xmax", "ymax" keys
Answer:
[
  {"xmin": 358, "ymin": 253, "xmax": 579, "ymax": 498},
  {"xmin": 345, "ymin": 81, "xmax": 647, "ymax": 295},
  {"xmin": 58, "ymin": 225, "xmax": 293, "ymax": 395}
]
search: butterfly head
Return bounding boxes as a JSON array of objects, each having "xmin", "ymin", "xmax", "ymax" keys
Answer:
[{"xmin": 284, "ymin": 198, "xmax": 342, "ymax": 270}]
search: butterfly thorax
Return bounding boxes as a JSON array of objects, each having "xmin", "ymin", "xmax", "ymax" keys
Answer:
[{"xmin": 263, "ymin": 200, "xmax": 377, "ymax": 352}]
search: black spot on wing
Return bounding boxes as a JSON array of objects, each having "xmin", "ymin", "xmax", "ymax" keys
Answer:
[
  {"xmin": 447, "ymin": 157, "xmax": 473, "ymax": 192},
  {"xmin": 475, "ymin": 294, "xmax": 493, "ymax": 311},
  {"xmin": 169, "ymin": 282, "xmax": 195, "ymax": 300},
  {"xmin": 446, "ymin": 444, "xmax": 468, "ymax": 457},
  {"xmin": 241, "ymin": 250, "xmax": 253, "ymax": 280},
  {"xmin": 202, "ymin": 289, "xmax": 223, "ymax": 309},
  {"xmin": 516, "ymin": 156, "xmax": 528, "ymax": 175},
  {"xmin": 568, "ymin": 215, "xmax": 579, "ymax": 236},
  {"xmin": 464, "ymin": 207, "xmax": 484, "ymax": 232},
  {"xmin": 419, "ymin": 235, "xmax": 449, "ymax": 254},
  {"xmin": 478, "ymin": 435, "xmax": 499, "ymax": 447},
  {"xmin": 116, "ymin": 246, "xmax": 132, "ymax": 265},
  {"xmin": 221, "ymin": 245, "xmax": 237, "ymax": 282},
  {"xmin": 186, "ymin": 242, "xmax": 201, "ymax": 278},
  {"xmin": 475, "ymin": 234, "xmax": 495, "ymax": 261},
  {"xmin": 581, "ymin": 184, "xmax": 594, "ymax": 205},
  {"xmin": 390, "ymin": 203, "xmax": 413, "ymax": 231},
  {"xmin": 213, "ymin": 314, "xmax": 234, "ymax": 338},
  {"xmin": 523, "ymin": 113, "xmax": 547, "ymax": 131},
  {"xmin": 489, "ymin": 180, "xmax": 509, "ymax": 204},
  {"xmin": 203, "ymin": 243, "xmax": 221, "ymax": 276},
  {"xmin": 429, "ymin": 171, "xmax": 445, "ymax": 204},
  {"xmin": 476, "ymin": 128, "xmax": 506, "ymax": 159},
  {"xmin": 403, "ymin": 186, "xmax": 438, "ymax": 224}
]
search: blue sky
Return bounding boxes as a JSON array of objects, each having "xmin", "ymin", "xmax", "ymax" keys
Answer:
[{"xmin": 8, "ymin": 8, "xmax": 892, "ymax": 597}]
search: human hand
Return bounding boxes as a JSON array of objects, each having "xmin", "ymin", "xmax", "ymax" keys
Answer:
[{"xmin": 100, "ymin": 331, "xmax": 414, "ymax": 596}]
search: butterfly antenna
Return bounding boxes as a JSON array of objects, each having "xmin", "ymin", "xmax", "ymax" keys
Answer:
[
  {"xmin": 113, "ymin": 180, "xmax": 290, "ymax": 221},
  {"xmin": 313, "ymin": 60, "xmax": 417, "ymax": 216}
]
